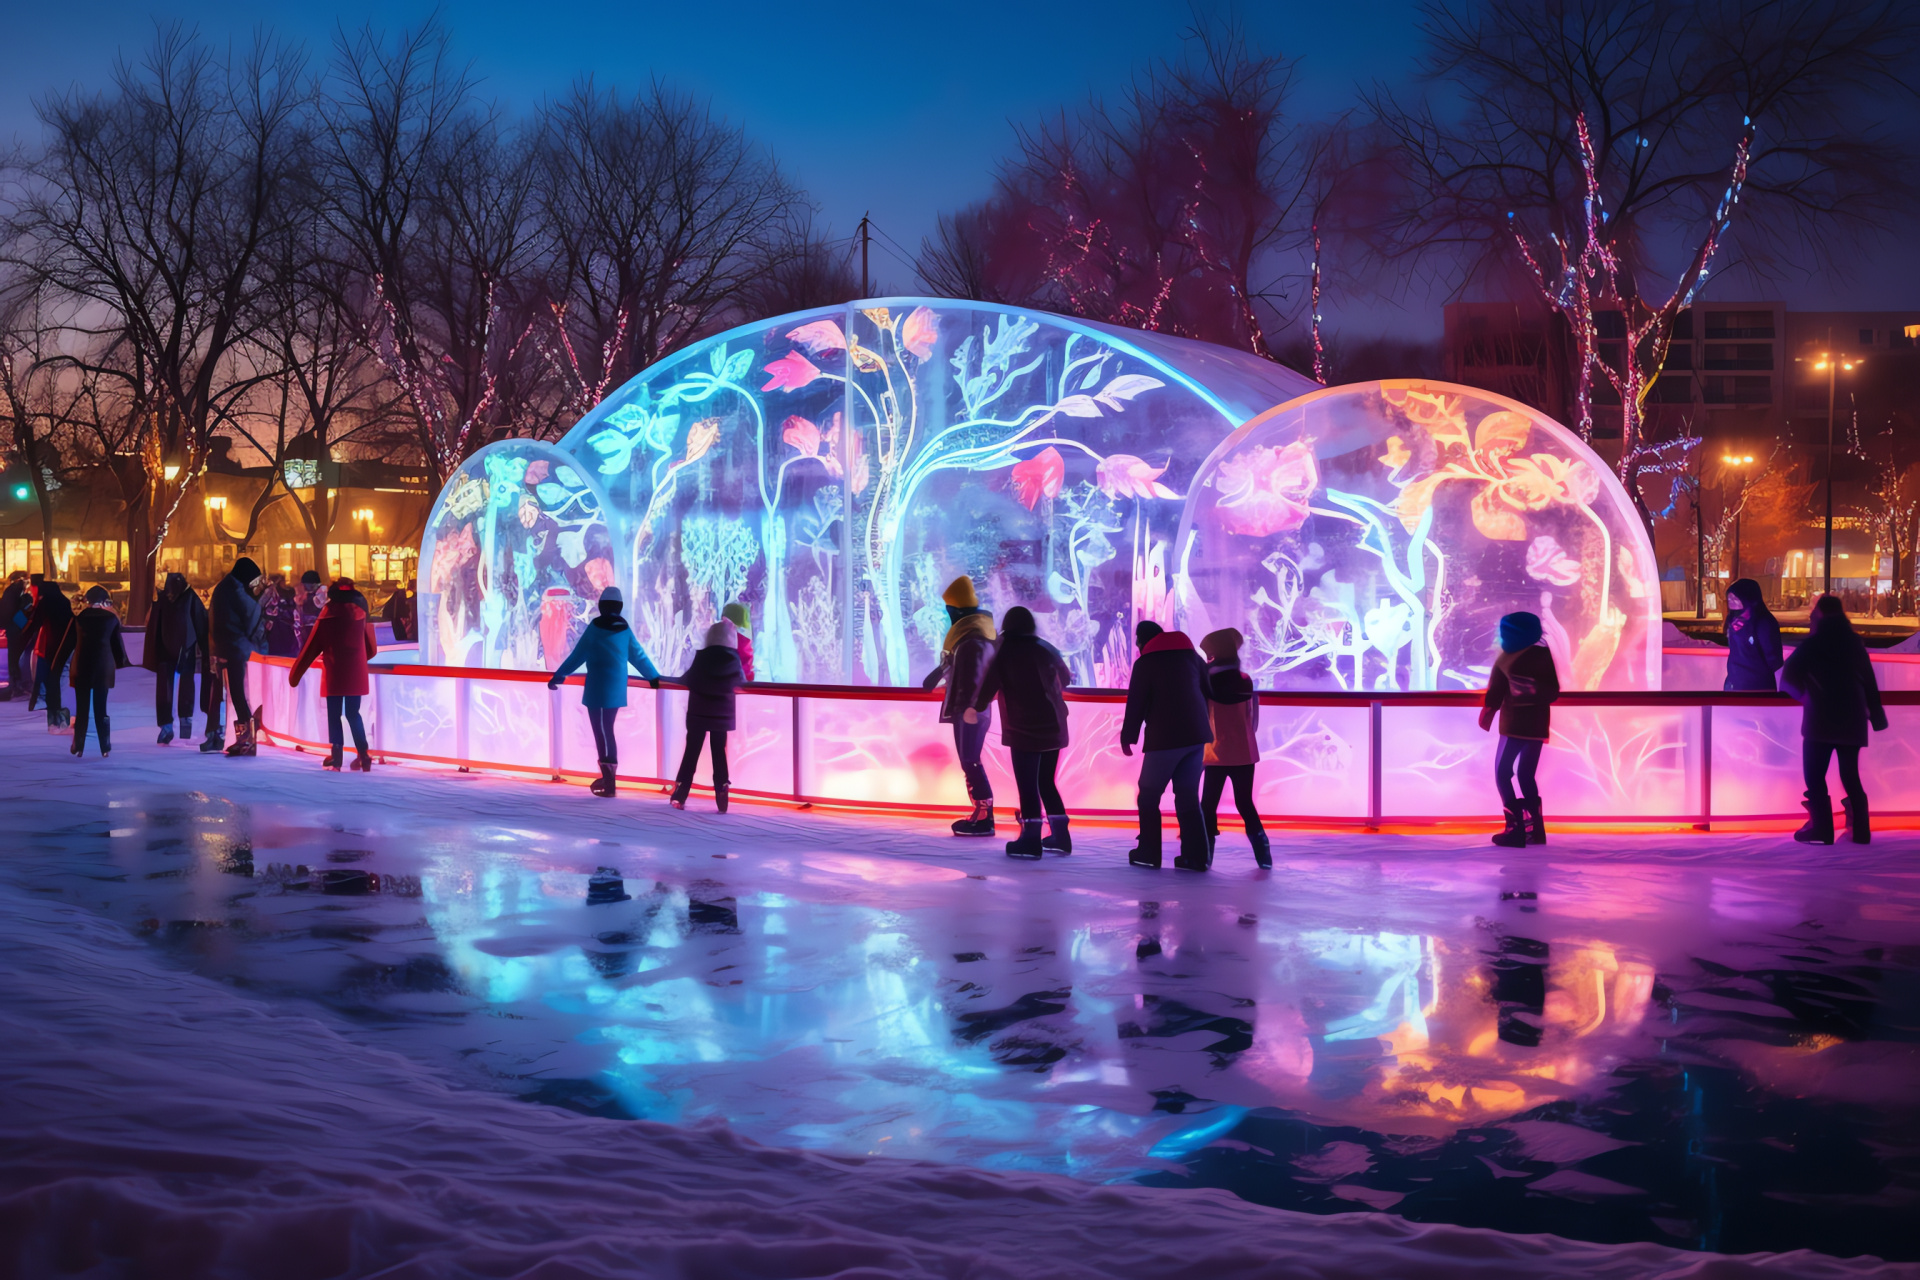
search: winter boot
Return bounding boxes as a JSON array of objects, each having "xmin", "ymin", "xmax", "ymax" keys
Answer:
[
  {"xmin": 351, "ymin": 749, "xmax": 374, "ymax": 773},
  {"xmin": 715, "ymin": 783, "xmax": 729, "ymax": 813},
  {"xmin": 200, "ymin": 723, "xmax": 226, "ymax": 752},
  {"xmin": 1250, "ymin": 832, "xmax": 1273, "ymax": 871},
  {"xmin": 1040, "ymin": 814, "xmax": 1072, "ymax": 854},
  {"xmin": 1842, "ymin": 795, "xmax": 1871, "ymax": 845},
  {"xmin": 589, "ymin": 761, "xmax": 615, "ymax": 797},
  {"xmin": 1127, "ymin": 844, "xmax": 1163, "ymax": 869},
  {"xmin": 951, "ymin": 798, "xmax": 995, "ymax": 837},
  {"xmin": 98, "ymin": 717, "xmax": 110, "ymax": 757},
  {"xmin": 48, "ymin": 708, "xmax": 70, "ymax": 733},
  {"xmin": 323, "ymin": 744, "xmax": 343, "ymax": 771},
  {"xmin": 1006, "ymin": 818, "xmax": 1044, "ymax": 859},
  {"xmin": 157, "ymin": 721, "xmax": 175, "ymax": 746},
  {"xmin": 69, "ymin": 722, "xmax": 84, "ymax": 756},
  {"xmin": 1520, "ymin": 797, "xmax": 1547, "ymax": 846},
  {"xmin": 669, "ymin": 782, "xmax": 689, "ymax": 809},
  {"xmin": 1793, "ymin": 793, "xmax": 1835, "ymax": 845},
  {"xmin": 179, "ymin": 717, "xmax": 191, "ymax": 740},
  {"xmin": 225, "ymin": 722, "xmax": 256, "ymax": 757},
  {"xmin": 1491, "ymin": 805, "xmax": 1528, "ymax": 847}
]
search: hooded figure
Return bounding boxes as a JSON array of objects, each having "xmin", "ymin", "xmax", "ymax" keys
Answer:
[
  {"xmin": 24, "ymin": 578, "xmax": 74, "ymax": 727},
  {"xmin": 1782, "ymin": 594, "xmax": 1886, "ymax": 844},
  {"xmin": 1121, "ymin": 627, "xmax": 1213, "ymax": 870},
  {"xmin": 144, "ymin": 572, "xmax": 209, "ymax": 743},
  {"xmin": 548, "ymin": 585, "xmax": 662, "ymax": 798},
  {"xmin": 290, "ymin": 578, "xmax": 382, "ymax": 771},
  {"xmin": 922, "ymin": 575, "xmax": 998, "ymax": 836},
  {"xmin": 205, "ymin": 557, "xmax": 265, "ymax": 755},
  {"xmin": 722, "ymin": 601, "xmax": 755, "ymax": 681},
  {"xmin": 1724, "ymin": 578, "xmax": 1783, "ymax": 692},
  {"xmin": 260, "ymin": 573, "xmax": 299, "ymax": 656},
  {"xmin": 53, "ymin": 585, "xmax": 130, "ymax": 757},
  {"xmin": 1, "ymin": 571, "xmax": 32, "ymax": 701},
  {"xmin": 1478, "ymin": 611, "xmax": 1560, "ymax": 847},
  {"xmin": 1199, "ymin": 628, "xmax": 1269, "ymax": 869},
  {"xmin": 968, "ymin": 606, "xmax": 1072, "ymax": 857},
  {"xmin": 382, "ymin": 577, "xmax": 417, "ymax": 643},
  {"xmin": 671, "ymin": 617, "xmax": 745, "ymax": 811}
]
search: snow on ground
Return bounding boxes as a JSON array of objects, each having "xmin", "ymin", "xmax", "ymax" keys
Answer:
[{"xmin": 3, "ymin": 666, "xmax": 1918, "ymax": 1278}]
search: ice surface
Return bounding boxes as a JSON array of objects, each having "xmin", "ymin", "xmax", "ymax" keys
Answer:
[{"xmin": 3, "ymin": 667, "xmax": 1918, "ymax": 1277}]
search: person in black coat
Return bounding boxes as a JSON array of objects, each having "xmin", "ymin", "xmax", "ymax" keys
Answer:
[
  {"xmin": 1120, "ymin": 621, "xmax": 1214, "ymax": 870},
  {"xmin": 966, "ymin": 606, "xmax": 1073, "ymax": 858},
  {"xmin": 205, "ymin": 557, "xmax": 265, "ymax": 756},
  {"xmin": 144, "ymin": 572, "xmax": 209, "ymax": 744},
  {"xmin": 52, "ymin": 586, "xmax": 131, "ymax": 757},
  {"xmin": 25, "ymin": 578, "xmax": 74, "ymax": 728},
  {"xmin": 671, "ymin": 619, "xmax": 746, "ymax": 812},
  {"xmin": 1, "ymin": 571, "xmax": 31, "ymax": 701},
  {"xmin": 1781, "ymin": 594, "xmax": 1887, "ymax": 845},
  {"xmin": 1724, "ymin": 578, "xmax": 1783, "ymax": 692}
]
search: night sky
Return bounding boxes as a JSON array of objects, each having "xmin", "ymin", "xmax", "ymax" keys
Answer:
[{"xmin": 4, "ymin": 0, "xmax": 1911, "ymax": 337}]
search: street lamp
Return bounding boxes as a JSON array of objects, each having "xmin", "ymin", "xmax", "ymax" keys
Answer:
[
  {"xmin": 1813, "ymin": 337, "xmax": 1861, "ymax": 595},
  {"xmin": 1721, "ymin": 453, "xmax": 1755, "ymax": 583}
]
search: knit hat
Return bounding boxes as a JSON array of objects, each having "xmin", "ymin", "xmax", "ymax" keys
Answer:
[
  {"xmin": 84, "ymin": 585, "xmax": 111, "ymax": 605},
  {"xmin": 232, "ymin": 557, "xmax": 262, "ymax": 583},
  {"xmin": 299, "ymin": 570, "xmax": 321, "ymax": 585},
  {"xmin": 1200, "ymin": 627, "xmax": 1243, "ymax": 663},
  {"xmin": 721, "ymin": 601, "xmax": 751, "ymax": 636},
  {"xmin": 1001, "ymin": 605, "xmax": 1036, "ymax": 637},
  {"xmin": 704, "ymin": 618, "xmax": 738, "ymax": 649},
  {"xmin": 1498, "ymin": 611, "xmax": 1543, "ymax": 653},
  {"xmin": 941, "ymin": 576, "xmax": 978, "ymax": 608},
  {"xmin": 599, "ymin": 586, "xmax": 623, "ymax": 604},
  {"xmin": 1135, "ymin": 619, "xmax": 1165, "ymax": 650}
]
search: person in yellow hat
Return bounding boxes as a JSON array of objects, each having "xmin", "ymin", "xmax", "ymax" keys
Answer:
[{"xmin": 921, "ymin": 575, "xmax": 997, "ymax": 835}]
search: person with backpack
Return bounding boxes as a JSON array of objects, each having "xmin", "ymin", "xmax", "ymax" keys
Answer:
[
  {"xmin": 1782, "ymin": 594, "xmax": 1888, "ymax": 844},
  {"xmin": 144, "ymin": 572, "xmax": 209, "ymax": 744},
  {"xmin": 290, "ymin": 578, "xmax": 381, "ymax": 771},
  {"xmin": 52, "ymin": 586, "xmax": 130, "ymax": 757},
  {"xmin": 1, "ymin": 571, "xmax": 31, "ymax": 701},
  {"xmin": 922, "ymin": 576, "xmax": 997, "ymax": 836},
  {"xmin": 1198, "ymin": 628, "xmax": 1270, "ymax": 870},
  {"xmin": 965, "ymin": 605, "xmax": 1072, "ymax": 858},
  {"xmin": 204, "ymin": 557, "xmax": 265, "ymax": 756},
  {"xmin": 1478, "ymin": 611, "xmax": 1561, "ymax": 847},
  {"xmin": 1724, "ymin": 578, "xmax": 1784, "ymax": 692},
  {"xmin": 1121, "ymin": 620, "xmax": 1214, "ymax": 870},
  {"xmin": 25, "ymin": 578, "xmax": 73, "ymax": 729},
  {"xmin": 547, "ymin": 586, "xmax": 661, "ymax": 798},
  {"xmin": 671, "ymin": 618, "xmax": 745, "ymax": 811}
]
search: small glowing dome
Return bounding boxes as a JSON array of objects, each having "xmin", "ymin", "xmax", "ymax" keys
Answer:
[{"xmin": 1173, "ymin": 380, "xmax": 1662, "ymax": 692}]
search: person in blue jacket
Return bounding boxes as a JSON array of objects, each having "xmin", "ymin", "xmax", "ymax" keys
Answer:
[{"xmin": 547, "ymin": 587, "xmax": 660, "ymax": 797}]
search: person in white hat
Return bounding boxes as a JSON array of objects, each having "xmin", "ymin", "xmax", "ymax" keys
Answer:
[
  {"xmin": 671, "ymin": 618, "xmax": 745, "ymax": 811},
  {"xmin": 548, "ymin": 587, "xmax": 660, "ymax": 797}
]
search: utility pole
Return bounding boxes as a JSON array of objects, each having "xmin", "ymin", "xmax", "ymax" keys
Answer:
[
  {"xmin": 858, "ymin": 213, "xmax": 870, "ymax": 298},
  {"xmin": 1814, "ymin": 329, "xmax": 1861, "ymax": 595}
]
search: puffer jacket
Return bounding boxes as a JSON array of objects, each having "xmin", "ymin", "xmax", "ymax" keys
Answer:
[
  {"xmin": 682, "ymin": 646, "xmax": 745, "ymax": 731},
  {"xmin": 972, "ymin": 632, "xmax": 1071, "ymax": 752},
  {"xmin": 1121, "ymin": 630, "xmax": 1213, "ymax": 752},
  {"xmin": 1782, "ymin": 630, "xmax": 1886, "ymax": 748},
  {"xmin": 290, "ymin": 600, "xmax": 379, "ymax": 698},
  {"xmin": 552, "ymin": 616, "xmax": 661, "ymax": 709},
  {"xmin": 1479, "ymin": 645, "xmax": 1560, "ymax": 741},
  {"xmin": 54, "ymin": 606, "xmax": 132, "ymax": 690},
  {"xmin": 1203, "ymin": 663, "xmax": 1261, "ymax": 766}
]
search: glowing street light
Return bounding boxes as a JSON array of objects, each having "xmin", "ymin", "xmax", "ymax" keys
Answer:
[
  {"xmin": 1722, "ymin": 453, "xmax": 1757, "ymax": 582},
  {"xmin": 1809, "ymin": 339, "xmax": 1862, "ymax": 594}
]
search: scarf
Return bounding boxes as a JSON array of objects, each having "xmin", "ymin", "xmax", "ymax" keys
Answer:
[{"xmin": 941, "ymin": 610, "xmax": 995, "ymax": 654}]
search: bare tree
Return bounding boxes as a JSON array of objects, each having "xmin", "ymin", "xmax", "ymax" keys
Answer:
[{"xmin": 0, "ymin": 282, "xmax": 79, "ymax": 575}]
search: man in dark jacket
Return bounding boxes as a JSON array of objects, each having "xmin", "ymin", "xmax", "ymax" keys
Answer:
[
  {"xmin": 205, "ymin": 557, "xmax": 264, "ymax": 756},
  {"xmin": 1782, "ymin": 595, "xmax": 1887, "ymax": 844},
  {"xmin": 1, "ymin": 571, "xmax": 30, "ymax": 700},
  {"xmin": 1120, "ymin": 622, "xmax": 1213, "ymax": 870},
  {"xmin": 967, "ymin": 606, "xmax": 1073, "ymax": 857},
  {"xmin": 383, "ymin": 577, "xmax": 418, "ymax": 643},
  {"xmin": 145, "ymin": 572, "xmax": 209, "ymax": 744},
  {"xmin": 25, "ymin": 577, "xmax": 73, "ymax": 728},
  {"xmin": 922, "ymin": 575, "xmax": 998, "ymax": 836}
]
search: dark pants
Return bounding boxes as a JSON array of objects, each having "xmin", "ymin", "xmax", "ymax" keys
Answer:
[
  {"xmin": 72, "ymin": 685, "xmax": 110, "ymax": 749},
  {"xmin": 327, "ymin": 695, "xmax": 368, "ymax": 752},
  {"xmin": 4, "ymin": 629, "xmax": 27, "ymax": 695},
  {"xmin": 155, "ymin": 650, "xmax": 197, "ymax": 726},
  {"xmin": 1203, "ymin": 764, "xmax": 1267, "ymax": 843},
  {"xmin": 1008, "ymin": 748, "xmax": 1063, "ymax": 821},
  {"xmin": 675, "ymin": 727, "xmax": 730, "ymax": 791},
  {"xmin": 34, "ymin": 655, "xmax": 64, "ymax": 719},
  {"xmin": 1495, "ymin": 736, "xmax": 1544, "ymax": 806},
  {"xmin": 1803, "ymin": 739, "xmax": 1864, "ymax": 804},
  {"xmin": 953, "ymin": 716, "xmax": 992, "ymax": 802},
  {"xmin": 587, "ymin": 705, "xmax": 620, "ymax": 764},
  {"xmin": 208, "ymin": 654, "xmax": 251, "ymax": 737},
  {"xmin": 1137, "ymin": 744, "xmax": 1206, "ymax": 858}
]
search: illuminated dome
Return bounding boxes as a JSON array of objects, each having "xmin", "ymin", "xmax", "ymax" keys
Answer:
[
  {"xmin": 420, "ymin": 299, "xmax": 1315, "ymax": 683},
  {"xmin": 1173, "ymin": 381, "xmax": 1662, "ymax": 691}
]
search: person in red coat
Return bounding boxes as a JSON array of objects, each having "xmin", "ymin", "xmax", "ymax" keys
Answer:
[{"xmin": 290, "ymin": 578, "xmax": 379, "ymax": 771}]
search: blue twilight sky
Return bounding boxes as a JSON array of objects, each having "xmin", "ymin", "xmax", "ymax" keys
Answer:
[{"xmin": 3, "ymin": 0, "xmax": 1912, "ymax": 339}]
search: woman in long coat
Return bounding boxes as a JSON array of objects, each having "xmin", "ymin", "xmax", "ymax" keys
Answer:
[
  {"xmin": 1781, "ymin": 594, "xmax": 1887, "ymax": 844},
  {"xmin": 144, "ymin": 572, "xmax": 208, "ymax": 743},
  {"xmin": 548, "ymin": 587, "xmax": 661, "ymax": 797},
  {"xmin": 966, "ymin": 606, "xmax": 1071, "ymax": 858},
  {"xmin": 53, "ymin": 586, "xmax": 130, "ymax": 756},
  {"xmin": 290, "ymin": 579, "xmax": 380, "ymax": 771}
]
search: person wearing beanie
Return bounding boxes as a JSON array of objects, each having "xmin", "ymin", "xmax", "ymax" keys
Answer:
[
  {"xmin": 966, "ymin": 606, "xmax": 1072, "ymax": 858},
  {"xmin": 1478, "ymin": 611, "xmax": 1560, "ymax": 846},
  {"xmin": 52, "ymin": 585, "xmax": 130, "ymax": 757},
  {"xmin": 1121, "ymin": 622, "xmax": 1214, "ymax": 869},
  {"xmin": 143, "ymin": 572, "xmax": 208, "ymax": 744},
  {"xmin": 1199, "ymin": 628, "xmax": 1269, "ymax": 870},
  {"xmin": 23, "ymin": 577, "xmax": 74, "ymax": 729},
  {"xmin": 290, "ymin": 579, "xmax": 381, "ymax": 772},
  {"xmin": 548, "ymin": 586, "xmax": 661, "ymax": 798},
  {"xmin": 205, "ymin": 557, "xmax": 265, "ymax": 755},
  {"xmin": 670, "ymin": 617, "xmax": 745, "ymax": 811},
  {"xmin": 922, "ymin": 575, "xmax": 998, "ymax": 836},
  {"xmin": 1724, "ymin": 578, "xmax": 1783, "ymax": 692},
  {"xmin": 721, "ymin": 601, "xmax": 755, "ymax": 681}
]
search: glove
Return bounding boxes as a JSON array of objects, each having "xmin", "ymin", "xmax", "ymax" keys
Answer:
[{"xmin": 547, "ymin": 677, "xmax": 561, "ymax": 690}]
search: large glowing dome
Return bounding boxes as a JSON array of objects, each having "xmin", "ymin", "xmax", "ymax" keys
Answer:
[
  {"xmin": 420, "ymin": 299, "xmax": 1317, "ymax": 685},
  {"xmin": 1174, "ymin": 381, "xmax": 1662, "ymax": 691}
]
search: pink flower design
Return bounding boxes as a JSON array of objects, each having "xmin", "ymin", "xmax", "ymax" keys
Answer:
[
  {"xmin": 900, "ymin": 306, "xmax": 939, "ymax": 360},
  {"xmin": 1010, "ymin": 446, "xmax": 1065, "ymax": 509},
  {"xmin": 1212, "ymin": 441, "xmax": 1318, "ymax": 537},
  {"xmin": 846, "ymin": 425, "xmax": 869, "ymax": 495},
  {"xmin": 583, "ymin": 558, "xmax": 615, "ymax": 593},
  {"xmin": 1096, "ymin": 454, "xmax": 1179, "ymax": 502},
  {"xmin": 786, "ymin": 320, "xmax": 847, "ymax": 355},
  {"xmin": 1525, "ymin": 535, "xmax": 1584, "ymax": 587},
  {"xmin": 782, "ymin": 414, "xmax": 822, "ymax": 457},
  {"xmin": 762, "ymin": 350, "xmax": 823, "ymax": 392},
  {"xmin": 524, "ymin": 460, "xmax": 550, "ymax": 484},
  {"xmin": 430, "ymin": 523, "xmax": 477, "ymax": 592}
]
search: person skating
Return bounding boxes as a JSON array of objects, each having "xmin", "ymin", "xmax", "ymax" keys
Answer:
[
  {"xmin": 144, "ymin": 572, "xmax": 208, "ymax": 744},
  {"xmin": 1, "ymin": 571, "xmax": 31, "ymax": 701},
  {"xmin": 1782, "ymin": 594, "xmax": 1887, "ymax": 844},
  {"xmin": 1198, "ymin": 628, "xmax": 1270, "ymax": 870},
  {"xmin": 1724, "ymin": 578, "xmax": 1784, "ymax": 692},
  {"xmin": 966, "ymin": 606, "xmax": 1072, "ymax": 858},
  {"xmin": 1478, "ymin": 611, "xmax": 1560, "ymax": 847},
  {"xmin": 722, "ymin": 601, "xmax": 755, "ymax": 681},
  {"xmin": 205, "ymin": 557, "xmax": 265, "ymax": 755},
  {"xmin": 547, "ymin": 587, "xmax": 661, "ymax": 797},
  {"xmin": 922, "ymin": 576, "xmax": 997, "ymax": 836},
  {"xmin": 671, "ymin": 619, "xmax": 744, "ymax": 811},
  {"xmin": 290, "ymin": 578, "xmax": 381, "ymax": 771},
  {"xmin": 52, "ymin": 586, "xmax": 130, "ymax": 757},
  {"xmin": 1121, "ymin": 620, "xmax": 1214, "ymax": 870},
  {"xmin": 24, "ymin": 577, "xmax": 74, "ymax": 730}
]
